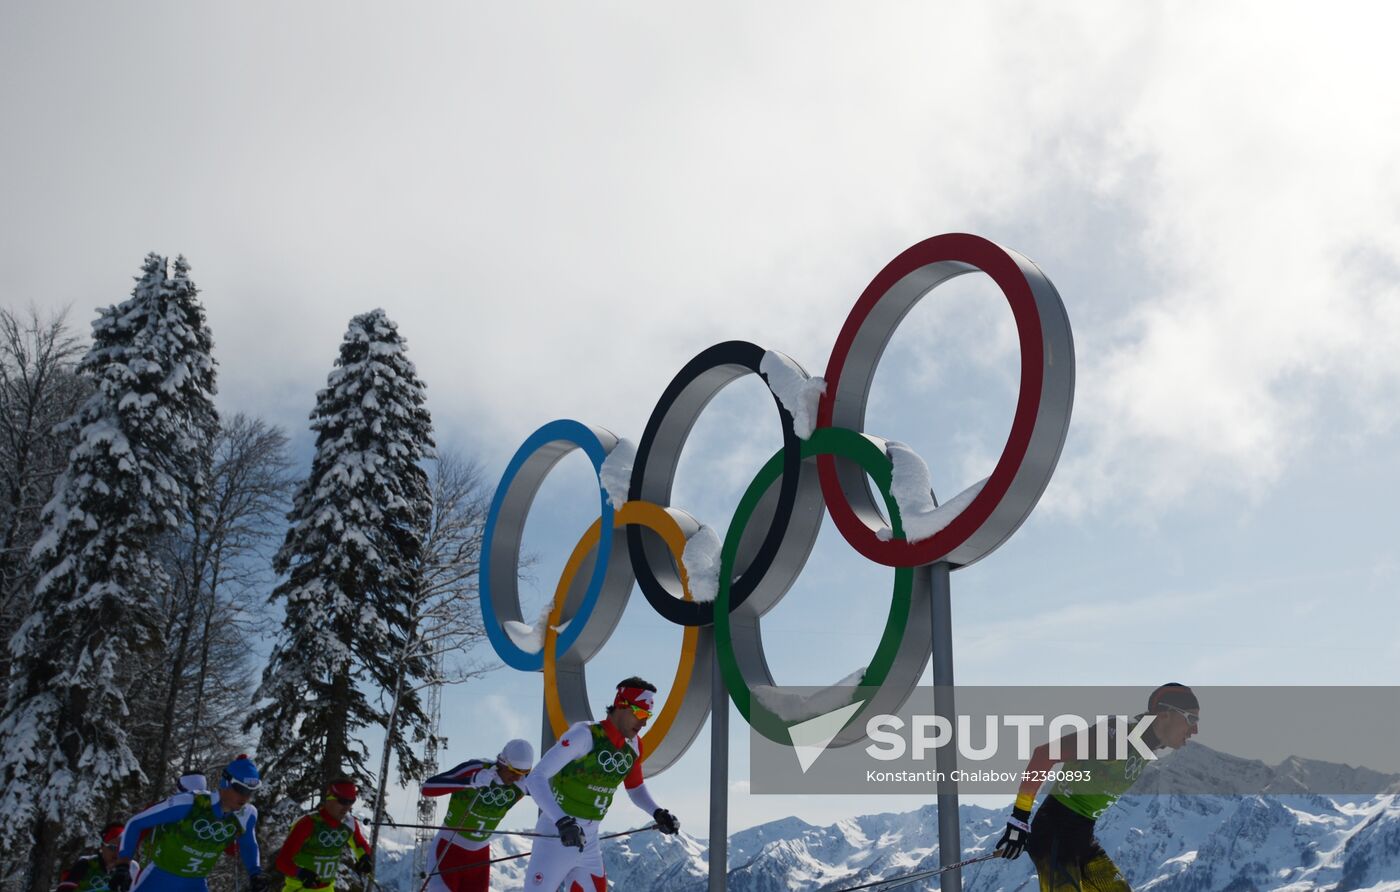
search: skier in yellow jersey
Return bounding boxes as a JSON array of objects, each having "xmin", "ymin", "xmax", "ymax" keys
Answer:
[{"xmin": 994, "ymin": 684, "xmax": 1200, "ymax": 891}]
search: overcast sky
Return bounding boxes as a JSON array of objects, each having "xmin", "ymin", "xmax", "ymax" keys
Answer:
[{"xmin": 4, "ymin": 2, "xmax": 1399, "ymax": 838}]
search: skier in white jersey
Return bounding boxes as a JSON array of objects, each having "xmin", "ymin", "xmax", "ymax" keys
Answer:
[{"xmin": 521, "ymin": 677, "xmax": 681, "ymax": 891}]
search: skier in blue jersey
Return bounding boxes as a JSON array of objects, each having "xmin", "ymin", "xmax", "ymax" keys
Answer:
[{"xmin": 110, "ymin": 755, "xmax": 268, "ymax": 892}]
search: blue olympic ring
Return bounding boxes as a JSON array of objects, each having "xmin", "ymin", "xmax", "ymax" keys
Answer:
[{"xmin": 480, "ymin": 419, "xmax": 617, "ymax": 672}]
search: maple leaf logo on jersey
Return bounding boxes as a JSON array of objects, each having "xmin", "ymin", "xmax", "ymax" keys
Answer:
[{"xmin": 561, "ymin": 739, "xmax": 570, "ymax": 746}]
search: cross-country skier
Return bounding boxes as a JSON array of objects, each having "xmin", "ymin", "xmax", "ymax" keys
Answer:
[
  {"xmin": 521, "ymin": 677, "xmax": 681, "ymax": 892},
  {"xmin": 110, "ymin": 755, "xmax": 267, "ymax": 892},
  {"xmin": 56, "ymin": 824, "xmax": 136, "ymax": 892},
  {"xmin": 274, "ymin": 778, "xmax": 373, "ymax": 891},
  {"xmin": 420, "ymin": 739, "xmax": 534, "ymax": 892},
  {"xmin": 993, "ymin": 683, "xmax": 1201, "ymax": 891}
]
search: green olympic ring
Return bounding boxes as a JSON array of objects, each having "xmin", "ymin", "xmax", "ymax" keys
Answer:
[{"xmin": 715, "ymin": 426, "xmax": 915, "ymax": 744}]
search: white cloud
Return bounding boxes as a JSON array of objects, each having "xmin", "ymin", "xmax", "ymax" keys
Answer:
[
  {"xmin": 1034, "ymin": 4, "xmax": 1400, "ymax": 515},
  {"xmin": 3, "ymin": 2, "xmax": 1397, "ymax": 511},
  {"xmin": 478, "ymin": 693, "xmax": 530, "ymax": 743}
]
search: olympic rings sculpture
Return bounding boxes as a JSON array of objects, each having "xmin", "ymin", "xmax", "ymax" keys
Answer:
[{"xmin": 480, "ymin": 233, "xmax": 1074, "ymax": 772}]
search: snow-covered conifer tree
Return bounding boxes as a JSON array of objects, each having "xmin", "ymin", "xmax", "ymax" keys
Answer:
[
  {"xmin": 248, "ymin": 309, "xmax": 434, "ymax": 809},
  {"xmin": 0, "ymin": 254, "xmax": 217, "ymax": 887}
]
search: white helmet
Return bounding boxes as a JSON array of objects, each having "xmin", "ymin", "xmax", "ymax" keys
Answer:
[
  {"xmin": 497, "ymin": 738, "xmax": 534, "ymax": 773},
  {"xmin": 177, "ymin": 773, "xmax": 208, "ymax": 793}
]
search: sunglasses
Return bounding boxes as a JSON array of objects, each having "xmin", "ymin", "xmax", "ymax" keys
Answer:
[
  {"xmin": 1161, "ymin": 703, "xmax": 1199, "ymax": 727},
  {"xmin": 332, "ymin": 795, "xmax": 356, "ymax": 806},
  {"xmin": 226, "ymin": 779, "xmax": 259, "ymax": 796},
  {"xmin": 628, "ymin": 704, "xmax": 652, "ymax": 721}
]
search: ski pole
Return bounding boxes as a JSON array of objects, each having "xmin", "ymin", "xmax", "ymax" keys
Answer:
[
  {"xmin": 370, "ymin": 820, "xmax": 559, "ymax": 838},
  {"xmin": 828, "ymin": 853, "xmax": 999, "ymax": 892},
  {"xmin": 420, "ymin": 824, "xmax": 659, "ymax": 879}
]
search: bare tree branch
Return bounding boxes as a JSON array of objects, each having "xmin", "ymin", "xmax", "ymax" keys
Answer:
[
  {"xmin": 0, "ymin": 305, "xmax": 88, "ymax": 680},
  {"xmin": 368, "ymin": 449, "xmax": 497, "ymax": 856}
]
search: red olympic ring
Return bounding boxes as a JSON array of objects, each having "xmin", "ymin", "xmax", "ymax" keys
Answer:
[{"xmin": 817, "ymin": 232, "xmax": 1074, "ymax": 568}]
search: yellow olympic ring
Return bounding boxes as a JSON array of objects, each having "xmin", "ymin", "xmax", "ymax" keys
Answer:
[{"xmin": 542, "ymin": 500, "xmax": 700, "ymax": 763}]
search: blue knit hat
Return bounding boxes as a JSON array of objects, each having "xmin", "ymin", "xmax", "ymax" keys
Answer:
[{"xmin": 220, "ymin": 754, "xmax": 261, "ymax": 792}]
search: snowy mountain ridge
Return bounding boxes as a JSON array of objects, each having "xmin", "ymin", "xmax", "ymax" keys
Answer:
[{"xmin": 374, "ymin": 745, "xmax": 1400, "ymax": 890}]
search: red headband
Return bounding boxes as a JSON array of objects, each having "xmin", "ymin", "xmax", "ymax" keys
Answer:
[
  {"xmin": 614, "ymin": 687, "xmax": 655, "ymax": 711},
  {"xmin": 103, "ymin": 825, "xmax": 125, "ymax": 844},
  {"xmin": 327, "ymin": 780, "xmax": 359, "ymax": 801}
]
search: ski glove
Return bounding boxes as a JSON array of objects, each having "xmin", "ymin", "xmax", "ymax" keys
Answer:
[
  {"xmin": 248, "ymin": 873, "xmax": 272, "ymax": 892},
  {"xmin": 107, "ymin": 869, "xmax": 132, "ymax": 892},
  {"xmin": 994, "ymin": 808, "xmax": 1032, "ymax": 859},
  {"xmin": 294, "ymin": 868, "xmax": 324, "ymax": 887},
  {"xmin": 557, "ymin": 816, "xmax": 585, "ymax": 851},
  {"xmin": 353, "ymin": 854, "xmax": 373, "ymax": 876},
  {"xmin": 653, "ymin": 808, "xmax": 680, "ymax": 835}
]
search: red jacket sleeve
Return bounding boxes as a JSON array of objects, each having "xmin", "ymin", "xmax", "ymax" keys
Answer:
[
  {"xmin": 350, "ymin": 816, "xmax": 371, "ymax": 857},
  {"xmin": 275, "ymin": 816, "xmax": 315, "ymax": 875},
  {"xmin": 56, "ymin": 860, "xmax": 87, "ymax": 892},
  {"xmin": 623, "ymin": 736, "xmax": 645, "ymax": 790}
]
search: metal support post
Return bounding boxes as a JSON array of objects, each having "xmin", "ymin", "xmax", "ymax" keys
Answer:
[
  {"xmin": 709, "ymin": 642, "xmax": 729, "ymax": 891},
  {"xmin": 928, "ymin": 561, "xmax": 962, "ymax": 892}
]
